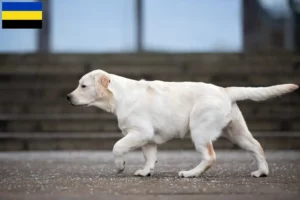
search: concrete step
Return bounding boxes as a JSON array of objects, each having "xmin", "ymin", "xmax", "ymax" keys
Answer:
[
  {"xmin": 0, "ymin": 104, "xmax": 101, "ymax": 114},
  {"xmin": 1, "ymin": 56, "xmax": 300, "ymax": 76},
  {"xmin": 0, "ymin": 114, "xmax": 299, "ymax": 132},
  {"xmin": 0, "ymin": 53, "xmax": 299, "ymax": 65},
  {"xmin": 0, "ymin": 69, "xmax": 299, "ymax": 82},
  {"xmin": 0, "ymin": 116, "xmax": 119, "ymax": 132},
  {"xmin": 0, "ymin": 83, "xmax": 298, "ymax": 101},
  {"xmin": 0, "ymin": 75, "xmax": 299, "ymax": 89},
  {"xmin": 0, "ymin": 53, "xmax": 284, "ymax": 62},
  {"xmin": 0, "ymin": 95, "xmax": 298, "ymax": 104},
  {"xmin": 0, "ymin": 63, "xmax": 300, "ymax": 80},
  {"xmin": 0, "ymin": 102, "xmax": 299, "ymax": 119},
  {"xmin": 0, "ymin": 107, "xmax": 299, "ymax": 119},
  {"xmin": 0, "ymin": 88, "xmax": 71, "ymax": 101},
  {"xmin": 0, "ymin": 132, "xmax": 299, "ymax": 151}
]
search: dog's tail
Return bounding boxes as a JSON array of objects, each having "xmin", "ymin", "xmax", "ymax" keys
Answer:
[{"xmin": 226, "ymin": 84, "xmax": 298, "ymax": 102}]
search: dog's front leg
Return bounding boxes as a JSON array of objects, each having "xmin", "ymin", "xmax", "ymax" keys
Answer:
[
  {"xmin": 134, "ymin": 143, "xmax": 157, "ymax": 177},
  {"xmin": 112, "ymin": 132, "xmax": 148, "ymax": 173}
]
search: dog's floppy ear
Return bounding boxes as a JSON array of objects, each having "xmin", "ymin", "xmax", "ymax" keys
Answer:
[
  {"xmin": 94, "ymin": 73, "xmax": 114, "ymax": 97},
  {"xmin": 99, "ymin": 74, "xmax": 110, "ymax": 89}
]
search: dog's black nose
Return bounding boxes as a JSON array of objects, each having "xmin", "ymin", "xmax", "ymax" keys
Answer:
[{"xmin": 67, "ymin": 94, "xmax": 71, "ymax": 101}]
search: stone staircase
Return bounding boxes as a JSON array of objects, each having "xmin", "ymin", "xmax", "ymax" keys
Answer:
[{"xmin": 0, "ymin": 53, "xmax": 299, "ymax": 150}]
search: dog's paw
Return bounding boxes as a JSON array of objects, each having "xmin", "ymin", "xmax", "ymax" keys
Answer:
[
  {"xmin": 251, "ymin": 170, "xmax": 268, "ymax": 178},
  {"xmin": 115, "ymin": 159, "xmax": 125, "ymax": 173},
  {"xmin": 178, "ymin": 170, "xmax": 197, "ymax": 178},
  {"xmin": 134, "ymin": 168, "xmax": 153, "ymax": 177}
]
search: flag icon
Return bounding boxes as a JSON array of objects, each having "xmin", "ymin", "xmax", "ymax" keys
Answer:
[{"xmin": 2, "ymin": 2, "xmax": 42, "ymax": 29}]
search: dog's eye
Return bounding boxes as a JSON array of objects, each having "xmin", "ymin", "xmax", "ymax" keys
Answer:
[{"xmin": 81, "ymin": 85, "xmax": 86, "ymax": 88}]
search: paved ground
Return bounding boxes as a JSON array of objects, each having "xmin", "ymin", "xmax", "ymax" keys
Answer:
[{"xmin": 0, "ymin": 150, "xmax": 299, "ymax": 200}]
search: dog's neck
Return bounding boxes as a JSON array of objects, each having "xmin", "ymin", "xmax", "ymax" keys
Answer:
[{"xmin": 94, "ymin": 75, "xmax": 140, "ymax": 115}]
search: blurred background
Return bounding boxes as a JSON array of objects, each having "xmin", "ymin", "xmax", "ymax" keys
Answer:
[{"xmin": 0, "ymin": 0, "xmax": 299, "ymax": 151}]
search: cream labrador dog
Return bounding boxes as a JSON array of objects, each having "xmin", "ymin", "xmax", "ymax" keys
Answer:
[{"xmin": 67, "ymin": 69, "xmax": 298, "ymax": 178}]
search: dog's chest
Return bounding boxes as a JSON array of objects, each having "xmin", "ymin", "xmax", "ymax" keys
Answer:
[
  {"xmin": 117, "ymin": 115, "xmax": 141, "ymax": 136},
  {"xmin": 117, "ymin": 118, "xmax": 129, "ymax": 135}
]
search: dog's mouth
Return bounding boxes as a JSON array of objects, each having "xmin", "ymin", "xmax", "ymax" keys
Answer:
[{"xmin": 69, "ymin": 101, "xmax": 88, "ymax": 107}]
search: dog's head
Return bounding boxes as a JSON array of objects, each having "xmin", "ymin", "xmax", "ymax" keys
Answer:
[{"xmin": 67, "ymin": 70, "xmax": 114, "ymax": 111}]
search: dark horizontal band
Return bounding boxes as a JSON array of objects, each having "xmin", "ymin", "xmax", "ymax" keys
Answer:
[
  {"xmin": 2, "ymin": 2, "xmax": 42, "ymax": 11},
  {"xmin": 2, "ymin": 20, "xmax": 42, "ymax": 29}
]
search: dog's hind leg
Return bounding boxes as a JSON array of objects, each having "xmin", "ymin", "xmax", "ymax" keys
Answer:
[
  {"xmin": 134, "ymin": 143, "xmax": 157, "ymax": 176},
  {"xmin": 178, "ymin": 101, "xmax": 227, "ymax": 178},
  {"xmin": 178, "ymin": 141, "xmax": 216, "ymax": 178},
  {"xmin": 223, "ymin": 103, "xmax": 269, "ymax": 177}
]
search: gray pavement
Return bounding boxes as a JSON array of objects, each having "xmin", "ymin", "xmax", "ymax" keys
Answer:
[{"xmin": 0, "ymin": 150, "xmax": 299, "ymax": 200}]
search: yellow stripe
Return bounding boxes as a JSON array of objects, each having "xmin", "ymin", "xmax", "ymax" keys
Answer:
[{"xmin": 2, "ymin": 11, "xmax": 42, "ymax": 20}]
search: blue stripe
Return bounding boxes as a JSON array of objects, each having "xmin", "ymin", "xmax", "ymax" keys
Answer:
[{"xmin": 2, "ymin": 2, "xmax": 42, "ymax": 11}]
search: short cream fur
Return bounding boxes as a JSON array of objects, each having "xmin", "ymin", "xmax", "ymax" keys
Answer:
[{"xmin": 67, "ymin": 69, "xmax": 298, "ymax": 178}]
